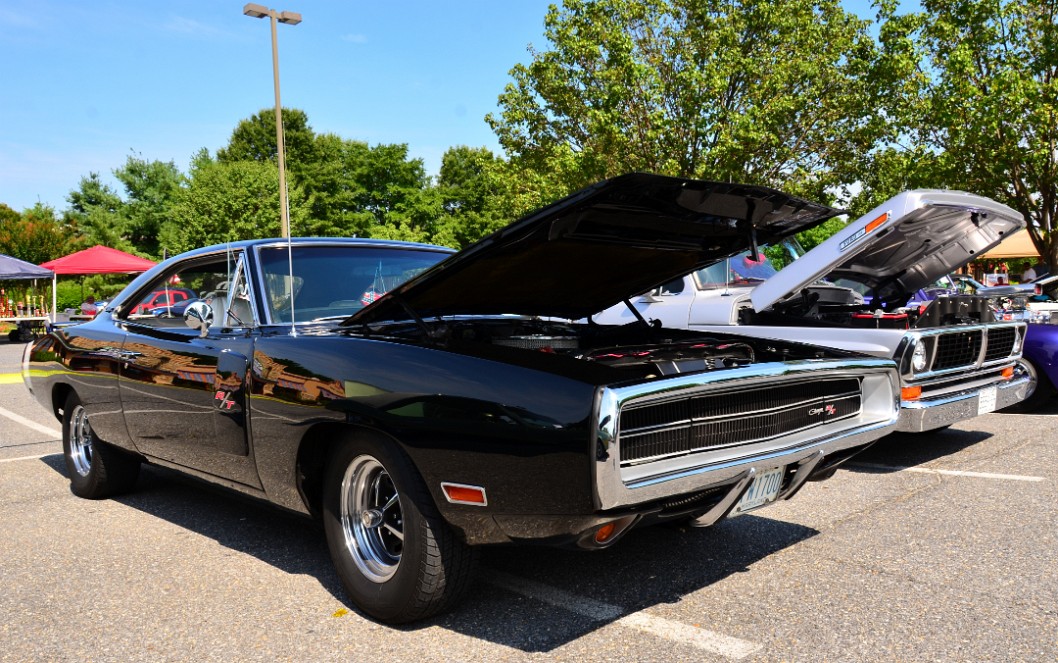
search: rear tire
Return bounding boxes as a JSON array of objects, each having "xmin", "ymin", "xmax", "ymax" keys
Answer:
[
  {"xmin": 62, "ymin": 392, "xmax": 140, "ymax": 498},
  {"xmin": 322, "ymin": 434, "xmax": 477, "ymax": 624}
]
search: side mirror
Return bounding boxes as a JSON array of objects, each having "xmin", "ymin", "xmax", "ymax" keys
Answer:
[{"xmin": 184, "ymin": 300, "xmax": 214, "ymax": 337}]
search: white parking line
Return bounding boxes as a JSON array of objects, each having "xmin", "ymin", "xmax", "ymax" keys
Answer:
[
  {"xmin": 850, "ymin": 462, "xmax": 1044, "ymax": 482},
  {"xmin": 0, "ymin": 405, "xmax": 62, "ymax": 438},
  {"xmin": 483, "ymin": 570, "xmax": 762, "ymax": 659}
]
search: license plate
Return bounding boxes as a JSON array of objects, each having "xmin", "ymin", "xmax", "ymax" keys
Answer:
[
  {"xmin": 977, "ymin": 385, "xmax": 997, "ymax": 415},
  {"xmin": 732, "ymin": 466, "xmax": 785, "ymax": 516}
]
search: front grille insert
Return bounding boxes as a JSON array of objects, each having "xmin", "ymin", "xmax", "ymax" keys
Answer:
[
  {"xmin": 618, "ymin": 378, "xmax": 861, "ymax": 466},
  {"xmin": 983, "ymin": 326, "xmax": 1017, "ymax": 362},
  {"xmin": 932, "ymin": 330, "xmax": 982, "ymax": 370}
]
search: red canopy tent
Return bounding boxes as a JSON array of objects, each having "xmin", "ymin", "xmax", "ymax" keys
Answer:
[
  {"xmin": 40, "ymin": 246, "xmax": 156, "ymax": 320},
  {"xmin": 40, "ymin": 245, "xmax": 156, "ymax": 274}
]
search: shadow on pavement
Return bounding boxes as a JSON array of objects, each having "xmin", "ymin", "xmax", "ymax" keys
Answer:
[
  {"xmin": 428, "ymin": 515, "xmax": 815, "ymax": 651},
  {"xmin": 842, "ymin": 427, "xmax": 992, "ymax": 474},
  {"xmin": 41, "ymin": 455, "xmax": 816, "ymax": 650},
  {"xmin": 991, "ymin": 395, "xmax": 1058, "ymax": 416}
]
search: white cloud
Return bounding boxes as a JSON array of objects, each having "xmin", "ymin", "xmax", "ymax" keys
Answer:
[{"xmin": 340, "ymin": 33, "xmax": 368, "ymax": 44}]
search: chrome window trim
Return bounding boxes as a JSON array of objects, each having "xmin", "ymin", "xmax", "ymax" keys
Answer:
[
  {"xmin": 222, "ymin": 252, "xmax": 259, "ymax": 329},
  {"xmin": 249, "ymin": 240, "xmax": 454, "ymax": 327}
]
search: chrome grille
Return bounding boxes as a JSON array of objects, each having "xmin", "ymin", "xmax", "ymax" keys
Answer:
[
  {"xmin": 618, "ymin": 378, "xmax": 861, "ymax": 465},
  {"xmin": 932, "ymin": 330, "xmax": 982, "ymax": 370},
  {"xmin": 983, "ymin": 326, "xmax": 1016, "ymax": 362}
]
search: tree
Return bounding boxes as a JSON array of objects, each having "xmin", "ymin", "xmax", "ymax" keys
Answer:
[
  {"xmin": 113, "ymin": 154, "xmax": 186, "ymax": 257},
  {"xmin": 431, "ymin": 146, "xmax": 519, "ymax": 247},
  {"xmin": 66, "ymin": 173, "xmax": 127, "ymax": 250},
  {"xmin": 882, "ymin": 0, "xmax": 1058, "ymax": 272},
  {"xmin": 216, "ymin": 107, "xmax": 318, "ymax": 177},
  {"xmin": 0, "ymin": 203, "xmax": 71, "ymax": 264},
  {"xmin": 160, "ymin": 155, "xmax": 307, "ymax": 254},
  {"xmin": 487, "ymin": 0, "xmax": 887, "ymax": 202},
  {"xmin": 217, "ymin": 110, "xmax": 440, "ymax": 241}
]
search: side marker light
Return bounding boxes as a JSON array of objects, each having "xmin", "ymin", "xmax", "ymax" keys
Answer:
[{"xmin": 441, "ymin": 482, "xmax": 487, "ymax": 506}]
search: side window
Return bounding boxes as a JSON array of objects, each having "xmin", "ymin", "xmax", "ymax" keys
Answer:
[
  {"xmin": 694, "ymin": 251, "xmax": 779, "ymax": 290},
  {"xmin": 657, "ymin": 277, "xmax": 685, "ymax": 295},
  {"xmin": 122, "ymin": 253, "xmax": 247, "ymax": 330}
]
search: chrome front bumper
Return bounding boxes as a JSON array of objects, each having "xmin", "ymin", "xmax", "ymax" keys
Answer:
[
  {"xmin": 896, "ymin": 374, "xmax": 1031, "ymax": 432},
  {"xmin": 592, "ymin": 359, "xmax": 901, "ymax": 511}
]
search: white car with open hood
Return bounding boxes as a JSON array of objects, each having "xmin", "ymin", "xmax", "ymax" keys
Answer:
[{"xmin": 593, "ymin": 190, "xmax": 1031, "ymax": 432}]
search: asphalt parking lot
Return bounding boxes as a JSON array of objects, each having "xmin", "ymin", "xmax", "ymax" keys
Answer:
[{"xmin": 1, "ymin": 338, "xmax": 1056, "ymax": 662}]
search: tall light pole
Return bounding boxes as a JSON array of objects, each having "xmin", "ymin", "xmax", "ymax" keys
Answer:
[{"xmin": 243, "ymin": 3, "xmax": 301, "ymax": 238}]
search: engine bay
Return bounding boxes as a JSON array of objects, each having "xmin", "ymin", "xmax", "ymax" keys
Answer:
[
  {"xmin": 745, "ymin": 285, "xmax": 996, "ymax": 330},
  {"xmin": 358, "ymin": 316, "xmax": 843, "ymax": 379}
]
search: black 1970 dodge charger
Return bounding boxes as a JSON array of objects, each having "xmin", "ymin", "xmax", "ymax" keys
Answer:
[{"xmin": 24, "ymin": 174, "xmax": 901, "ymax": 623}]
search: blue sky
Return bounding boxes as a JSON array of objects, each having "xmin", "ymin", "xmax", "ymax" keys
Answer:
[{"xmin": 1, "ymin": 1, "xmax": 889, "ymax": 214}]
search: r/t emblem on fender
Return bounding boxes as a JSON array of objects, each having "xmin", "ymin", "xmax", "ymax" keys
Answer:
[{"xmin": 214, "ymin": 390, "xmax": 236, "ymax": 410}]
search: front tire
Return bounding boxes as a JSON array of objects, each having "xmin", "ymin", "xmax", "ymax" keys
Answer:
[
  {"xmin": 322, "ymin": 434, "xmax": 477, "ymax": 623},
  {"xmin": 62, "ymin": 392, "xmax": 140, "ymax": 498}
]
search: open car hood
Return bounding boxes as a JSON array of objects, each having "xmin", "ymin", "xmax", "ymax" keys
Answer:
[
  {"xmin": 751, "ymin": 190, "xmax": 1026, "ymax": 311},
  {"xmin": 348, "ymin": 173, "xmax": 840, "ymax": 324}
]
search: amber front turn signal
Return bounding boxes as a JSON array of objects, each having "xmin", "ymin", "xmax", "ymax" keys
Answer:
[
  {"xmin": 901, "ymin": 386, "xmax": 922, "ymax": 401},
  {"xmin": 1001, "ymin": 366, "xmax": 1015, "ymax": 380}
]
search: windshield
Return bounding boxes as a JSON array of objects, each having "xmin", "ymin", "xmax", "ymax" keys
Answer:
[
  {"xmin": 257, "ymin": 245, "xmax": 449, "ymax": 324},
  {"xmin": 693, "ymin": 240, "xmax": 802, "ymax": 290}
]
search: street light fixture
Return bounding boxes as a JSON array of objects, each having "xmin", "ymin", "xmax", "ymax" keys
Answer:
[{"xmin": 243, "ymin": 3, "xmax": 302, "ymax": 238}]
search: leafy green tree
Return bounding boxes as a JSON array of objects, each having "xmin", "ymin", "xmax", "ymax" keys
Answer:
[
  {"xmin": 487, "ymin": 0, "xmax": 886, "ymax": 201},
  {"xmin": 216, "ymin": 107, "xmax": 318, "ymax": 177},
  {"xmin": 113, "ymin": 154, "xmax": 186, "ymax": 257},
  {"xmin": 0, "ymin": 203, "xmax": 19, "ymax": 226},
  {"xmin": 879, "ymin": 0, "xmax": 1058, "ymax": 271},
  {"xmin": 217, "ymin": 109, "xmax": 439, "ymax": 240},
  {"xmin": 66, "ymin": 173, "xmax": 128, "ymax": 250},
  {"xmin": 0, "ymin": 203, "xmax": 71, "ymax": 264},
  {"xmin": 160, "ymin": 155, "xmax": 307, "ymax": 254},
  {"xmin": 431, "ymin": 146, "xmax": 517, "ymax": 247}
]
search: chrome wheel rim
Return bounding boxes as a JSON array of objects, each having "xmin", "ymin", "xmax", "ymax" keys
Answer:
[
  {"xmin": 68, "ymin": 404, "xmax": 94, "ymax": 477},
  {"xmin": 339, "ymin": 455, "xmax": 403, "ymax": 583},
  {"xmin": 1015, "ymin": 358, "xmax": 1038, "ymax": 399}
]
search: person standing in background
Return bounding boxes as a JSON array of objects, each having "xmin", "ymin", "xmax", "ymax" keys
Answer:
[{"xmin": 80, "ymin": 295, "xmax": 98, "ymax": 316}]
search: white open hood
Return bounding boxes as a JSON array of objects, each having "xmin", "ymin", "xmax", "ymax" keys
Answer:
[{"xmin": 750, "ymin": 190, "xmax": 1025, "ymax": 311}]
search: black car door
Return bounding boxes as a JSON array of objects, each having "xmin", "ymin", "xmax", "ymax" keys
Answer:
[{"xmin": 116, "ymin": 251, "xmax": 262, "ymax": 489}]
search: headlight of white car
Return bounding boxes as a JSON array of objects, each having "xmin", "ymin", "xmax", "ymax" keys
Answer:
[{"xmin": 911, "ymin": 342, "xmax": 928, "ymax": 373}]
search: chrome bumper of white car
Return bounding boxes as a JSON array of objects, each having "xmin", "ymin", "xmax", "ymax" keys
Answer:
[{"xmin": 896, "ymin": 373, "xmax": 1031, "ymax": 432}]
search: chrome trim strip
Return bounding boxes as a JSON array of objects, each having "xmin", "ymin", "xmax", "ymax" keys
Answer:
[
  {"xmin": 687, "ymin": 469, "xmax": 755, "ymax": 528},
  {"xmin": 592, "ymin": 358, "xmax": 900, "ymax": 510}
]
